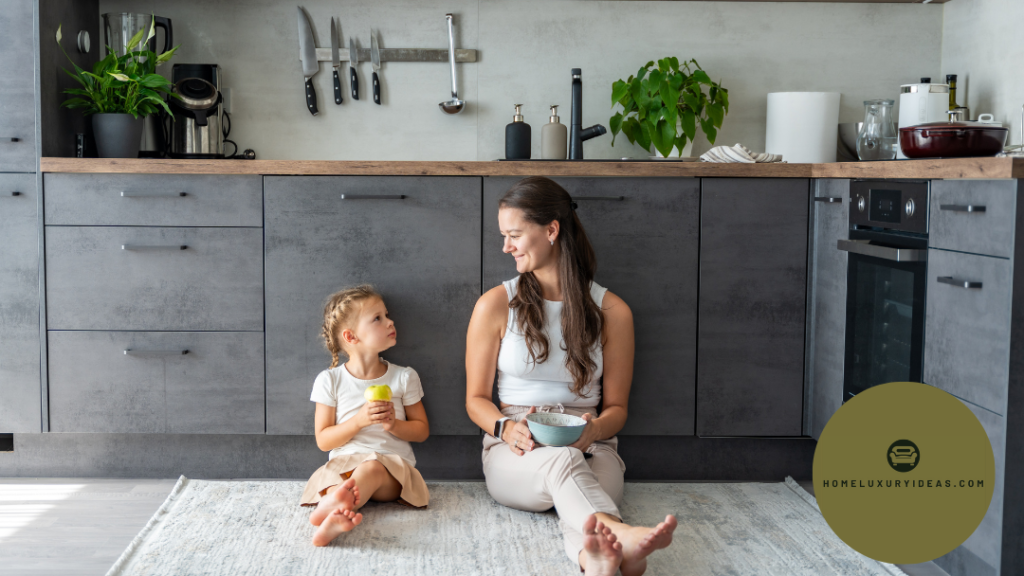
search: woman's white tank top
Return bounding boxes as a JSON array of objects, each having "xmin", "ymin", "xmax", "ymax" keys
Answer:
[{"xmin": 496, "ymin": 276, "xmax": 606, "ymax": 408}]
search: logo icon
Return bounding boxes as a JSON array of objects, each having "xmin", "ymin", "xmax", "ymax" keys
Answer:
[{"xmin": 887, "ymin": 439, "xmax": 920, "ymax": 472}]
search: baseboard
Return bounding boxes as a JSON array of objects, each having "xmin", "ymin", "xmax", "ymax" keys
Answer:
[{"xmin": 0, "ymin": 433, "xmax": 816, "ymax": 480}]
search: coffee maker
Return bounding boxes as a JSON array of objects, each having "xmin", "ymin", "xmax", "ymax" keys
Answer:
[{"xmin": 169, "ymin": 64, "xmax": 225, "ymax": 158}]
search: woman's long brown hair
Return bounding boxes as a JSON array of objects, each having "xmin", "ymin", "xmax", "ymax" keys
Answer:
[{"xmin": 499, "ymin": 176, "xmax": 602, "ymax": 398}]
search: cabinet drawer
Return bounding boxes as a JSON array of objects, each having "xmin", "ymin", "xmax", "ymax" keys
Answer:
[
  {"xmin": 924, "ymin": 248, "xmax": 1011, "ymax": 415},
  {"xmin": 46, "ymin": 227, "xmax": 263, "ymax": 331},
  {"xmin": 44, "ymin": 174, "xmax": 263, "ymax": 226},
  {"xmin": 48, "ymin": 331, "xmax": 264, "ymax": 434},
  {"xmin": 930, "ymin": 180, "xmax": 1016, "ymax": 258}
]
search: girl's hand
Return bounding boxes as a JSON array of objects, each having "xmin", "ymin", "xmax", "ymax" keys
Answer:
[
  {"xmin": 566, "ymin": 413, "xmax": 600, "ymax": 453},
  {"xmin": 379, "ymin": 402, "xmax": 397, "ymax": 432},
  {"xmin": 503, "ymin": 406, "xmax": 536, "ymax": 456},
  {"xmin": 356, "ymin": 401, "xmax": 393, "ymax": 429}
]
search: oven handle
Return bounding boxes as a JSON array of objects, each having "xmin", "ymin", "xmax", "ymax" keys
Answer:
[{"xmin": 836, "ymin": 239, "xmax": 928, "ymax": 262}]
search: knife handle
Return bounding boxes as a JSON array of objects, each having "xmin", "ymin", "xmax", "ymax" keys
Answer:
[
  {"xmin": 333, "ymin": 70, "xmax": 343, "ymax": 105},
  {"xmin": 372, "ymin": 72, "xmax": 381, "ymax": 105},
  {"xmin": 305, "ymin": 77, "xmax": 318, "ymax": 116},
  {"xmin": 350, "ymin": 67, "xmax": 359, "ymax": 100}
]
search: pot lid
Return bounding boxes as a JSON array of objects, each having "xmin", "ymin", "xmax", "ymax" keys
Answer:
[
  {"xmin": 900, "ymin": 121, "xmax": 1008, "ymax": 132},
  {"xmin": 172, "ymin": 78, "xmax": 219, "ymax": 109}
]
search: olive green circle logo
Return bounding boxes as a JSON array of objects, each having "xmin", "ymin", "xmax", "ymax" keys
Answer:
[
  {"xmin": 814, "ymin": 382, "xmax": 994, "ymax": 565},
  {"xmin": 887, "ymin": 439, "xmax": 920, "ymax": 472}
]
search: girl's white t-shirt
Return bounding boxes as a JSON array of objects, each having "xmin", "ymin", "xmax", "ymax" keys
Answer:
[{"xmin": 310, "ymin": 360, "xmax": 424, "ymax": 465}]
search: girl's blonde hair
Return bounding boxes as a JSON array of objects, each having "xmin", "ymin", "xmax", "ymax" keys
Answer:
[{"xmin": 321, "ymin": 285, "xmax": 382, "ymax": 368}]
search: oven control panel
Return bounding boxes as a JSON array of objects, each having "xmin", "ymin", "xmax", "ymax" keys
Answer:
[{"xmin": 850, "ymin": 180, "xmax": 928, "ymax": 235}]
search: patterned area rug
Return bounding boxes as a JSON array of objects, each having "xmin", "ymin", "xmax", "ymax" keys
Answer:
[{"xmin": 105, "ymin": 477, "xmax": 906, "ymax": 576}]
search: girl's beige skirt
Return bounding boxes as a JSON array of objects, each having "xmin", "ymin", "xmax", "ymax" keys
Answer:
[{"xmin": 299, "ymin": 451, "xmax": 429, "ymax": 509}]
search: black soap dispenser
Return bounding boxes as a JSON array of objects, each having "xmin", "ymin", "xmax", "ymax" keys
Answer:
[{"xmin": 505, "ymin": 104, "xmax": 531, "ymax": 160}]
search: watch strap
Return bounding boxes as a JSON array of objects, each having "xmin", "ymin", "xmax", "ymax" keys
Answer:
[{"xmin": 493, "ymin": 417, "xmax": 511, "ymax": 439}]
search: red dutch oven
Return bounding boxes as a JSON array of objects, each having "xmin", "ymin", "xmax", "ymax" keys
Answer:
[{"xmin": 899, "ymin": 122, "xmax": 1008, "ymax": 158}]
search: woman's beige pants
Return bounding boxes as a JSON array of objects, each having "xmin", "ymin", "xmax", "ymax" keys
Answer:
[{"xmin": 481, "ymin": 405, "xmax": 626, "ymax": 567}]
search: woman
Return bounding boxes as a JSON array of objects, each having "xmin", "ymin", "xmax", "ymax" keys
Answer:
[{"xmin": 465, "ymin": 177, "xmax": 676, "ymax": 576}]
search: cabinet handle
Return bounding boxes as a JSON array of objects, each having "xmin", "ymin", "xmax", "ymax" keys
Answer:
[
  {"xmin": 124, "ymin": 349, "xmax": 189, "ymax": 356},
  {"xmin": 8, "ymin": 191, "xmax": 21, "ymax": 196},
  {"xmin": 937, "ymin": 276, "xmax": 983, "ymax": 289},
  {"xmin": 340, "ymin": 194, "xmax": 406, "ymax": 200},
  {"xmin": 3, "ymin": 137, "xmax": 21, "ymax": 143},
  {"xmin": 837, "ymin": 239, "xmax": 927, "ymax": 262},
  {"xmin": 814, "ymin": 197, "xmax": 843, "ymax": 203},
  {"xmin": 573, "ymin": 196, "xmax": 625, "ymax": 201},
  {"xmin": 121, "ymin": 244, "xmax": 188, "ymax": 251},
  {"xmin": 940, "ymin": 204, "xmax": 986, "ymax": 213},
  {"xmin": 121, "ymin": 191, "xmax": 187, "ymax": 198}
]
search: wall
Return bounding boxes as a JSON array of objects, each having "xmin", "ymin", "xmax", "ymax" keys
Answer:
[
  {"xmin": 94, "ymin": 0, "xmax": 943, "ymax": 161},
  {"xmin": 942, "ymin": 0, "xmax": 1024, "ymax": 147}
]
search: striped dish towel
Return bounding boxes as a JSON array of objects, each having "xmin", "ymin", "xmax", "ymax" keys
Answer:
[{"xmin": 700, "ymin": 143, "xmax": 785, "ymax": 163}]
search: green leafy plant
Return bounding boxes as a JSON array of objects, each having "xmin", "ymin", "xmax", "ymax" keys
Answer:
[
  {"xmin": 610, "ymin": 58, "xmax": 729, "ymax": 157},
  {"xmin": 55, "ymin": 18, "xmax": 179, "ymax": 118}
]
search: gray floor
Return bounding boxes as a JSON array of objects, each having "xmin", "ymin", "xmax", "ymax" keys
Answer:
[{"xmin": 0, "ymin": 478, "xmax": 949, "ymax": 576}]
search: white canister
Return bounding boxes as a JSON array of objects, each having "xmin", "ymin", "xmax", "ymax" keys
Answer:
[{"xmin": 765, "ymin": 92, "xmax": 841, "ymax": 163}]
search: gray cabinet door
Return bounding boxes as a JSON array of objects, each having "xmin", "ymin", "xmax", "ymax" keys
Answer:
[
  {"xmin": 697, "ymin": 178, "xmax": 809, "ymax": 436},
  {"xmin": 924, "ymin": 248, "xmax": 1011, "ymax": 416},
  {"xmin": 0, "ymin": 175, "xmax": 40, "ymax": 432},
  {"xmin": 265, "ymin": 176, "xmax": 482, "ymax": 435},
  {"xmin": 44, "ymin": 174, "xmax": 263, "ymax": 227},
  {"xmin": 483, "ymin": 177, "xmax": 700, "ymax": 435},
  {"xmin": 807, "ymin": 180, "xmax": 849, "ymax": 440},
  {"xmin": 48, "ymin": 331, "xmax": 265, "ymax": 434},
  {"xmin": 45, "ymin": 226, "xmax": 264, "ymax": 331},
  {"xmin": 0, "ymin": 0, "xmax": 37, "ymax": 173},
  {"xmin": 930, "ymin": 180, "xmax": 1016, "ymax": 259}
]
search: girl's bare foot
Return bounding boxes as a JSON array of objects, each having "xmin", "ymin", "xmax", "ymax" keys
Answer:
[
  {"xmin": 616, "ymin": 515, "xmax": 678, "ymax": 576},
  {"xmin": 581, "ymin": 514, "xmax": 624, "ymax": 576},
  {"xmin": 311, "ymin": 508, "xmax": 363, "ymax": 546},
  {"xmin": 309, "ymin": 479, "xmax": 360, "ymax": 526}
]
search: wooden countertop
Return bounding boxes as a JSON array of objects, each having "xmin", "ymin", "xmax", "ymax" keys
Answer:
[{"xmin": 39, "ymin": 157, "xmax": 1024, "ymax": 179}]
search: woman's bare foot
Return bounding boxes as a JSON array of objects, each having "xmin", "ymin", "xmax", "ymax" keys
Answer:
[
  {"xmin": 614, "ymin": 515, "xmax": 678, "ymax": 576},
  {"xmin": 311, "ymin": 508, "xmax": 363, "ymax": 546},
  {"xmin": 309, "ymin": 478, "xmax": 360, "ymax": 526},
  {"xmin": 581, "ymin": 514, "xmax": 623, "ymax": 576}
]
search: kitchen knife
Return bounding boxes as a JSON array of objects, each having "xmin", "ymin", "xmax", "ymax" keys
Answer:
[
  {"xmin": 370, "ymin": 30, "xmax": 381, "ymax": 105},
  {"xmin": 331, "ymin": 17, "xmax": 342, "ymax": 104},
  {"xmin": 297, "ymin": 7, "xmax": 319, "ymax": 115},
  {"xmin": 349, "ymin": 37, "xmax": 359, "ymax": 100}
]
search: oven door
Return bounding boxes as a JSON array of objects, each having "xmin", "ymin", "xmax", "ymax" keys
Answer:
[{"xmin": 841, "ymin": 237, "xmax": 928, "ymax": 400}]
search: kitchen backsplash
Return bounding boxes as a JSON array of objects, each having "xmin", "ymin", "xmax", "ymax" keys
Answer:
[{"xmin": 98, "ymin": 0, "xmax": 944, "ymax": 160}]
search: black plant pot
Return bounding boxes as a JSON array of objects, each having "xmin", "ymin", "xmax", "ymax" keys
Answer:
[{"xmin": 92, "ymin": 113, "xmax": 144, "ymax": 158}]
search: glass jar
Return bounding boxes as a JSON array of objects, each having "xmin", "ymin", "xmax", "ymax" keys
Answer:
[{"xmin": 857, "ymin": 99, "xmax": 898, "ymax": 161}]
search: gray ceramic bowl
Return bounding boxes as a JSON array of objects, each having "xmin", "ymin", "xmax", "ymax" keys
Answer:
[{"xmin": 525, "ymin": 413, "xmax": 587, "ymax": 447}]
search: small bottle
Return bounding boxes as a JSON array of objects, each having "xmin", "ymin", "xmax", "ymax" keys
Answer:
[
  {"xmin": 541, "ymin": 105, "xmax": 567, "ymax": 160},
  {"xmin": 505, "ymin": 104, "xmax": 531, "ymax": 160},
  {"xmin": 947, "ymin": 74, "xmax": 959, "ymax": 111}
]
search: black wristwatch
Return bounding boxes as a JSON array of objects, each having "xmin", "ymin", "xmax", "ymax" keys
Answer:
[{"xmin": 493, "ymin": 417, "xmax": 511, "ymax": 439}]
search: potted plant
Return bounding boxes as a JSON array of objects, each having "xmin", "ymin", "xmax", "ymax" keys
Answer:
[
  {"xmin": 55, "ymin": 19, "xmax": 178, "ymax": 158},
  {"xmin": 610, "ymin": 58, "xmax": 729, "ymax": 158}
]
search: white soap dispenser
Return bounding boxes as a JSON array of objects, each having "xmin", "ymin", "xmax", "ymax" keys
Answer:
[{"xmin": 541, "ymin": 105, "xmax": 567, "ymax": 160}]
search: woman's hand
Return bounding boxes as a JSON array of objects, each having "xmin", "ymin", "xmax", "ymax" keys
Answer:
[
  {"xmin": 567, "ymin": 413, "xmax": 601, "ymax": 452},
  {"xmin": 356, "ymin": 400, "xmax": 394, "ymax": 429},
  {"xmin": 503, "ymin": 406, "xmax": 536, "ymax": 456}
]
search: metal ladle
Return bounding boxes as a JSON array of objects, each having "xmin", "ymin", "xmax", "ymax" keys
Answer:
[{"xmin": 439, "ymin": 14, "xmax": 465, "ymax": 115}]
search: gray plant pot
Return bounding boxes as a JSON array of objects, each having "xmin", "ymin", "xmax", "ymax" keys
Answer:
[{"xmin": 92, "ymin": 113, "xmax": 144, "ymax": 158}]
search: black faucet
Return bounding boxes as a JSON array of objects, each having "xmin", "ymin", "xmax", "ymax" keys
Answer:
[{"xmin": 568, "ymin": 68, "xmax": 607, "ymax": 160}]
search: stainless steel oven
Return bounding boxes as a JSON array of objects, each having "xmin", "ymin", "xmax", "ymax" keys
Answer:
[{"xmin": 841, "ymin": 180, "xmax": 929, "ymax": 401}]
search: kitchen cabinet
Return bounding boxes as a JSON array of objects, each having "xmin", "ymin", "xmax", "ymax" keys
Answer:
[
  {"xmin": 930, "ymin": 180, "xmax": 1016, "ymax": 259},
  {"xmin": 697, "ymin": 178, "xmax": 809, "ymax": 436},
  {"xmin": 0, "ymin": 0, "xmax": 37, "ymax": 173},
  {"xmin": 482, "ymin": 177, "xmax": 701, "ymax": 435},
  {"xmin": 806, "ymin": 179, "xmax": 849, "ymax": 440},
  {"xmin": 0, "ymin": 174, "xmax": 41, "ymax": 433},
  {"xmin": 265, "ymin": 176, "xmax": 482, "ymax": 436},
  {"xmin": 48, "ymin": 331, "xmax": 265, "ymax": 434}
]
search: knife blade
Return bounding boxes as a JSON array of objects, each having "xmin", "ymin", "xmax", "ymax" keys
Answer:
[
  {"xmin": 370, "ymin": 30, "xmax": 381, "ymax": 105},
  {"xmin": 331, "ymin": 17, "xmax": 342, "ymax": 105},
  {"xmin": 297, "ymin": 7, "xmax": 319, "ymax": 115},
  {"xmin": 349, "ymin": 37, "xmax": 359, "ymax": 100}
]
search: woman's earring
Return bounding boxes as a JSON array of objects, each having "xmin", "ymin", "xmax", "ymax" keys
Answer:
[{"xmin": 550, "ymin": 239, "xmax": 554, "ymax": 246}]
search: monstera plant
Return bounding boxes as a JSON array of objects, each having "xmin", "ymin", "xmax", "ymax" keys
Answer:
[{"xmin": 610, "ymin": 58, "xmax": 728, "ymax": 157}]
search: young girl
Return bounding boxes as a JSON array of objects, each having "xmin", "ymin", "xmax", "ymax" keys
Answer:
[{"xmin": 299, "ymin": 285, "xmax": 431, "ymax": 546}]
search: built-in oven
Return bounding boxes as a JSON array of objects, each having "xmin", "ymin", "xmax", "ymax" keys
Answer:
[{"xmin": 840, "ymin": 180, "xmax": 929, "ymax": 401}]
